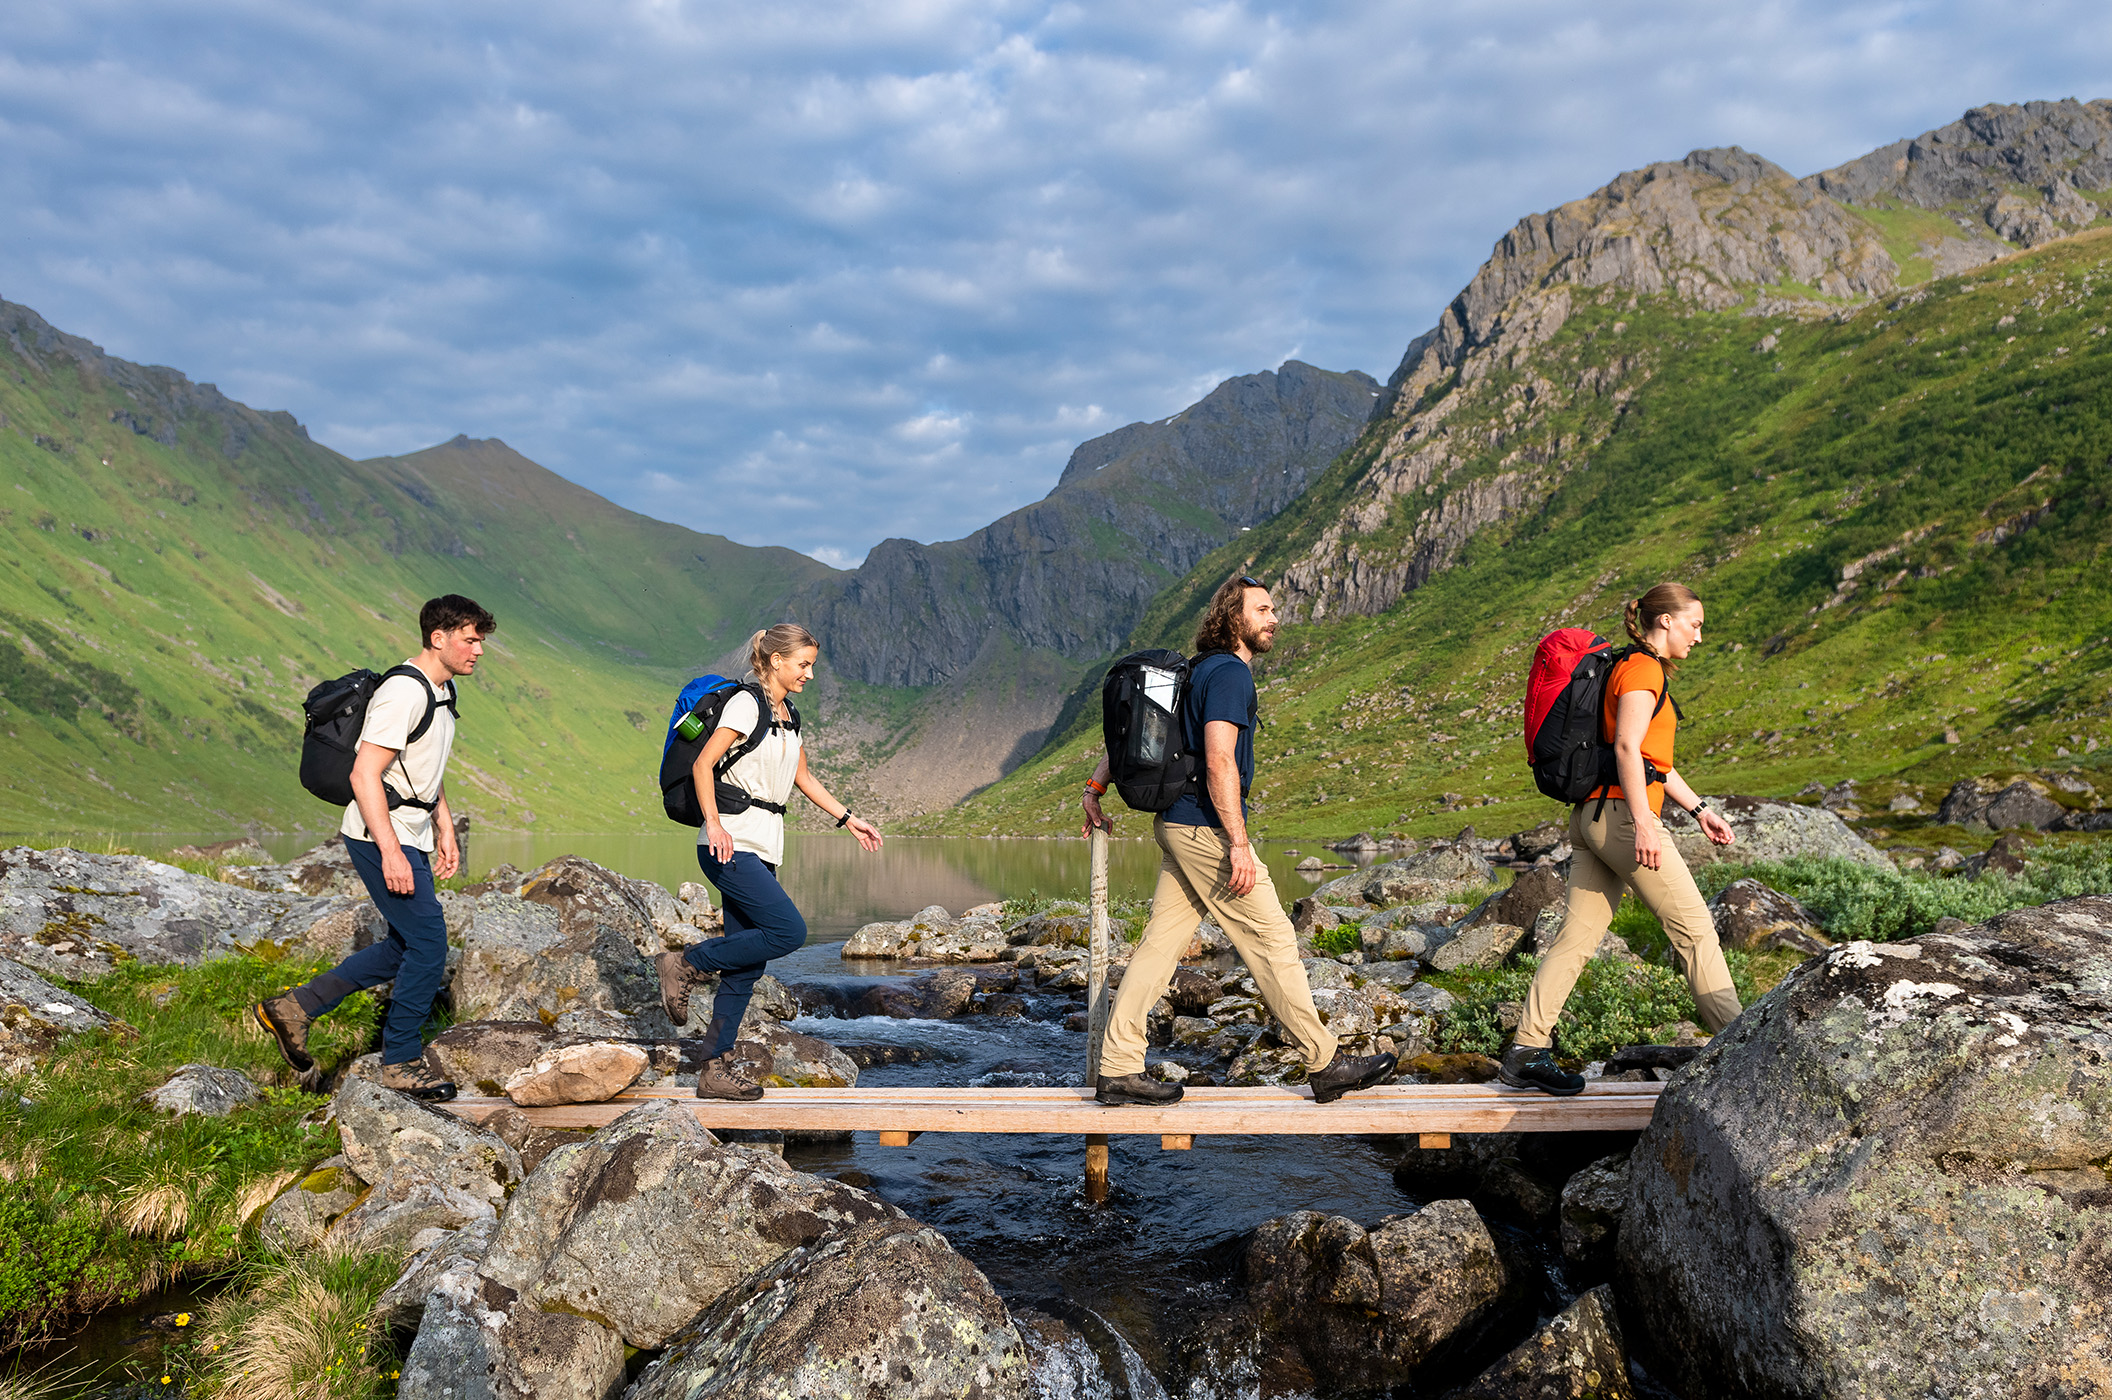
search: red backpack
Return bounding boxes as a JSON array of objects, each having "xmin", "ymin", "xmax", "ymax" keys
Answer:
[{"xmin": 1522, "ymin": 630, "xmax": 1671, "ymax": 805}]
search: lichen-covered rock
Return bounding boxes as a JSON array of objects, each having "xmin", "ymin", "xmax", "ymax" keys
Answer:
[
  {"xmin": 454, "ymin": 892, "xmax": 675, "ymax": 1038},
  {"xmin": 1245, "ymin": 1200, "xmax": 1515, "ymax": 1391},
  {"xmin": 334, "ymin": 1076, "xmax": 521, "ymax": 1202},
  {"xmin": 258, "ymin": 1155, "xmax": 367, "ymax": 1250},
  {"xmin": 141, "ymin": 1063, "xmax": 259, "ymax": 1117},
  {"xmin": 502, "ymin": 1042, "xmax": 649, "ymax": 1107},
  {"xmin": 626, "ymin": 1219, "xmax": 1030, "ymax": 1400},
  {"xmin": 0, "ymin": 846, "xmax": 347, "ymax": 980},
  {"xmin": 1618, "ymin": 896, "xmax": 2112, "ymax": 1400},
  {"xmin": 1426, "ymin": 922, "xmax": 1524, "ymax": 973},
  {"xmin": 913, "ymin": 914, "xmax": 1008, "ymax": 963},
  {"xmin": 1460, "ymin": 866, "xmax": 1567, "ymax": 934},
  {"xmin": 1660, "ymin": 795, "xmax": 1890, "ymax": 869},
  {"xmin": 376, "ymin": 1216, "xmax": 498, "ymax": 1330},
  {"xmin": 478, "ymin": 1101, "xmax": 903, "ymax": 1349},
  {"xmin": 1451, "ymin": 1285, "xmax": 1633, "ymax": 1399},
  {"xmin": 1707, "ymin": 878, "xmax": 1831, "ymax": 955},
  {"xmin": 397, "ymin": 1244, "xmax": 626, "ymax": 1400},
  {"xmin": 1314, "ymin": 847, "xmax": 1493, "ymax": 909},
  {"xmin": 426, "ymin": 1018, "xmax": 858, "ymax": 1096},
  {"xmin": 224, "ymin": 835, "xmax": 366, "ymax": 897},
  {"xmin": 1936, "ymin": 776, "xmax": 2068, "ymax": 832},
  {"xmin": 269, "ymin": 895, "xmax": 386, "ymax": 960},
  {"xmin": 0, "ymin": 955, "xmax": 128, "ymax": 1075},
  {"xmin": 842, "ymin": 920, "xmax": 914, "ymax": 958},
  {"xmin": 1559, "ymin": 1152, "xmax": 1631, "ymax": 1268},
  {"xmin": 513, "ymin": 854, "xmax": 675, "ymax": 960},
  {"xmin": 1003, "ymin": 904, "xmax": 1092, "ymax": 948}
]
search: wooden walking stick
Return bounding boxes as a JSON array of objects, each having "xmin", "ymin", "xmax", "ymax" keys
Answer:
[{"xmin": 1084, "ymin": 823, "xmax": 1111, "ymax": 1202}]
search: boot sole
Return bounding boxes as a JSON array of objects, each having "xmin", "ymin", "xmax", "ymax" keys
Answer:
[
  {"xmin": 386, "ymin": 1081, "xmax": 458, "ymax": 1102},
  {"xmin": 252, "ymin": 1002, "xmax": 315, "ymax": 1075},
  {"xmin": 1497, "ymin": 1068, "xmax": 1584, "ymax": 1097}
]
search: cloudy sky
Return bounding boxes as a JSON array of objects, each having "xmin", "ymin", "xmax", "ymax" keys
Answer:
[{"xmin": 5, "ymin": 2, "xmax": 2105, "ymax": 567}]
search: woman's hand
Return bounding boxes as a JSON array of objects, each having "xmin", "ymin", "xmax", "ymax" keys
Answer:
[
  {"xmin": 703, "ymin": 817, "xmax": 735, "ymax": 864},
  {"xmin": 1632, "ymin": 810, "xmax": 1664, "ymax": 871},
  {"xmin": 846, "ymin": 814, "xmax": 883, "ymax": 853},
  {"xmin": 1698, "ymin": 808, "xmax": 1736, "ymax": 846}
]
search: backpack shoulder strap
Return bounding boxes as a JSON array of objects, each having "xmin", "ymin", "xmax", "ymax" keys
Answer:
[
  {"xmin": 382, "ymin": 665, "xmax": 450, "ymax": 746},
  {"xmin": 713, "ymin": 682, "xmax": 777, "ymax": 775}
]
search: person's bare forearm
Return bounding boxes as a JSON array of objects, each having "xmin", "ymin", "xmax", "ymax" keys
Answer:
[
  {"xmin": 350, "ymin": 752, "xmax": 404, "ymax": 857},
  {"xmin": 1660, "ymin": 770, "xmax": 1700, "ymax": 813},
  {"xmin": 1207, "ymin": 755, "xmax": 1248, "ymax": 846},
  {"xmin": 1615, "ymin": 738, "xmax": 1652, "ymax": 817}
]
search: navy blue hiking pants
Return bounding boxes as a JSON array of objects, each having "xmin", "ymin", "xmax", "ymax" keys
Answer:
[
  {"xmin": 684, "ymin": 848, "xmax": 807, "ymax": 1059},
  {"xmin": 293, "ymin": 838, "xmax": 450, "ymax": 1066}
]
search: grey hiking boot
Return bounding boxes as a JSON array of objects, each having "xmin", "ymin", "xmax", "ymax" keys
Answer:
[
  {"xmin": 1308, "ymin": 1047, "xmax": 1398, "ymax": 1103},
  {"xmin": 253, "ymin": 993, "xmax": 318, "ymax": 1085},
  {"xmin": 695, "ymin": 1055, "xmax": 763, "ymax": 1101},
  {"xmin": 654, "ymin": 950, "xmax": 712, "ymax": 1026},
  {"xmin": 1498, "ymin": 1044, "xmax": 1584, "ymax": 1097},
  {"xmin": 380, "ymin": 1056, "xmax": 458, "ymax": 1102},
  {"xmin": 1095, "ymin": 1072, "xmax": 1183, "ymax": 1105}
]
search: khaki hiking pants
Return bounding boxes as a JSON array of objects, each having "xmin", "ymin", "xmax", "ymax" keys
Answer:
[
  {"xmin": 1100, "ymin": 818, "xmax": 1338, "ymax": 1078},
  {"xmin": 1516, "ymin": 798, "xmax": 1741, "ymax": 1050}
]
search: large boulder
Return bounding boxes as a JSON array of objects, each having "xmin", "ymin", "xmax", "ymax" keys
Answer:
[
  {"xmin": 1450, "ymin": 1285, "xmax": 1633, "ymax": 1400},
  {"xmin": 477, "ymin": 1099, "xmax": 905, "ymax": 1349},
  {"xmin": 1936, "ymin": 777, "xmax": 2068, "ymax": 832},
  {"xmin": 1314, "ymin": 847, "xmax": 1493, "ymax": 909},
  {"xmin": 0, "ymin": 955, "xmax": 128, "ymax": 1075},
  {"xmin": 1558, "ymin": 1152, "xmax": 1631, "ymax": 1269},
  {"xmin": 375, "ymin": 1216, "xmax": 497, "ymax": 1330},
  {"xmin": 503, "ymin": 1042, "xmax": 648, "ymax": 1106},
  {"xmin": 258, "ymin": 1155, "xmax": 367, "ymax": 1250},
  {"xmin": 397, "ymin": 1240, "xmax": 626, "ymax": 1400},
  {"xmin": 1619, "ymin": 896, "xmax": 2112, "ymax": 1400},
  {"xmin": 1459, "ymin": 866, "xmax": 1567, "ymax": 934},
  {"xmin": 0, "ymin": 846, "xmax": 343, "ymax": 980},
  {"xmin": 1706, "ymin": 878, "xmax": 1831, "ymax": 954},
  {"xmin": 1244, "ymin": 1200, "xmax": 1515, "ymax": 1392},
  {"xmin": 223, "ymin": 834, "xmax": 366, "ymax": 897},
  {"xmin": 1659, "ymin": 796, "xmax": 1890, "ymax": 869},
  {"xmin": 626, "ymin": 1219, "xmax": 1030, "ymax": 1400},
  {"xmin": 327, "ymin": 1077, "xmax": 521, "ymax": 1255},
  {"xmin": 515, "ymin": 854, "xmax": 688, "ymax": 959},
  {"xmin": 453, "ymin": 893, "xmax": 676, "ymax": 1038}
]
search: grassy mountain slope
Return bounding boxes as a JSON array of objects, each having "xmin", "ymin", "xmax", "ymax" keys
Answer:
[
  {"xmin": 933, "ymin": 229, "xmax": 2112, "ymax": 839},
  {"xmin": 0, "ymin": 303, "xmax": 831, "ymax": 834}
]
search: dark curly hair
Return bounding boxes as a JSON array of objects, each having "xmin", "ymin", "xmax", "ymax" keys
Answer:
[{"xmin": 1192, "ymin": 574, "xmax": 1263, "ymax": 655}]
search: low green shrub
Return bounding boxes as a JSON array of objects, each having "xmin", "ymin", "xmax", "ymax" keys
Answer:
[
  {"xmin": 0, "ymin": 952, "xmax": 377, "ymax": 1346},
  {"xmin": 1308, "ymin": 923, "xmax": 1361, "ymax": 957},
  {"xmin": 1428, "ymin": 948, "xmax": 1766, "ymax": 1062}
]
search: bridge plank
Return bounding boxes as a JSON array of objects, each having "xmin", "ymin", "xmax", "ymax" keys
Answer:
[{"xmin": 435, "ymin": 1083, "xmax": 1663, "ymax": 1136}]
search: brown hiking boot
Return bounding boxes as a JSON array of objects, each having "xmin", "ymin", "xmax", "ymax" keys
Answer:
[
  {"xmin": 253, "ymin": 993, "xmax": 318, "ymax": 1085},
  {"xmin": 380, "ymin": 1056, "xmax": 458, "ymax": 1102},
  {"xmin": 694, "ymin": 1055, "xmax": 763, "ymax": 1101},
  {"xmin": 655, "ymin": 950, "xmax": 712, "ymax": 1026}
]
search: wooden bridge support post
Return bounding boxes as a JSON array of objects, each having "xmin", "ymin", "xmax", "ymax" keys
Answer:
[{"xmin": 1085, "ymin": 826, "xmax": 1112, "ymax": 1203}]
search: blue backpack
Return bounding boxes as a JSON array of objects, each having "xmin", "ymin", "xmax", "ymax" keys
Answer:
[{"xmin": 658, "ymin": 675, "xmax": 800, "ymax": 825}]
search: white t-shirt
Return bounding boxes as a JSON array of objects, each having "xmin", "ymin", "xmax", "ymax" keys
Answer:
[
  {"xmin": 339, "ymin": 661, "xmax": 456, "ymax": 853},
  {"xmin": 704, "ymin": 688, "xmax": 802, "ymax": 866}
]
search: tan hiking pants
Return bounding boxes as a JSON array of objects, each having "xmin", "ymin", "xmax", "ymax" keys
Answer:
[
  {"xmin": 1516, "ymin": 798, "xmax": 1741, "ymax": 1050},
  {"xmin": 1100, "ymin": 819, "xmax": 1338, "ymax": 1077}
]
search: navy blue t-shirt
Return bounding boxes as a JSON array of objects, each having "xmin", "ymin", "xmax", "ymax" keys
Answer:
[{"xmin": 1162, "ymin": 652, "xmax": 1255, "ymax": 829}]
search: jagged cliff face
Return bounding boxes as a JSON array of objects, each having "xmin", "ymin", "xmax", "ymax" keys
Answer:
[
  {"xmin": 1275, "ymin": 102, "xmax": 2112, "ymax": 626},
  {"xmin": 798, "ymin": 360, "xmax": 1378, "ymax": 687}
]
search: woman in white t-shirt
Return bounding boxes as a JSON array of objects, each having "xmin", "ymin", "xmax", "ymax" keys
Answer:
[{"xmin": 655, "ymin": 622, "xmax": 883, "ymax": 1100}]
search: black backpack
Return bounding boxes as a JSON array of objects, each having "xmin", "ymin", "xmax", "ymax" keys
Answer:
[
  {"xmin": 658, "ymin": 675, "xmax": 800, "ymax": 825},
  {"xmin": 1523, "ymin": 631, "xmax": 1674, "ymax": 811},
  {"xmin": 300, "ymin": 666, "xmax": 456, "ymax": 810},
  {"xmin": 1101, "ymin": 649, "xmax": 1251, "ymax": 812}
]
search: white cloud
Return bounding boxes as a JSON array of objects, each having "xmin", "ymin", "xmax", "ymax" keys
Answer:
[{"xmin": 2, "ymin": 0, "xmax": 2106, "ymax": 561}]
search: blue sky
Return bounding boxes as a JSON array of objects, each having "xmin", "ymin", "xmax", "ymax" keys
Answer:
[{"xmin": 4, "ymin": 2, "xmax": 2106, "ymax": 568}]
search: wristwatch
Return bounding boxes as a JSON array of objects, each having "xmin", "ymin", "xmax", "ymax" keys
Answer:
[{"xmin": 1689, "ymin": 800, "xmax": 1711, "ymax": 818}]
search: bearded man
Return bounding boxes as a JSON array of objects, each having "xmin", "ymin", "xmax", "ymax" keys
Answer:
[{"xmin": 1081, "ymin": 573, "xmax": 1397, "ymax": 1106}]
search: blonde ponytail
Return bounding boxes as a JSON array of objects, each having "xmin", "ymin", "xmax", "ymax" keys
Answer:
[{"xmin": 749, "ymin": 622, "xmax": 819, "ymax": 680}]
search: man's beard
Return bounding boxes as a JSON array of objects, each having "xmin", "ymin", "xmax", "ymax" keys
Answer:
[{"xmin": 1244, "ymin": 622, "xmax": 1277, "ymax": 654}]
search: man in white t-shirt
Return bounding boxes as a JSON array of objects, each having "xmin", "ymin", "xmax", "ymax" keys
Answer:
[{"xmin": 255, "ymin": 594, "xmax": 494, "ymax": 1100}]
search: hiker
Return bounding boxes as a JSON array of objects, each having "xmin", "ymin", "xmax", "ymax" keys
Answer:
[
  {"xmin": 256, "ymin": 594, "xmax": 494, "ymax": 1101},
  {"xmin": 1503, "ymin": 582, "xmax": 1742, "ymax": 1096},
  {"xmin": 655, "ymin": 623, "xmax": 882, "ymax": 1100},
  {"xmin": 1081, "ymin": 575, "xmax": 1397, "ymax": 1106}
]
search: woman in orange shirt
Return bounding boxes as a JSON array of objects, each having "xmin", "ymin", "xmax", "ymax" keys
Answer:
[{"xmin": 1501, "ymin": 582, "xmax": 1742, "ymax": 1096}]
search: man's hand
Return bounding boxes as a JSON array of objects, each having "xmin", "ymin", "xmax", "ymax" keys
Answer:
[
  {"xmin": 1081, "ymin": 790, "xmax": 1114, "ymax": 838},
  {"xmin": 381, "ymin": 845, "xmax": 417, "ymax": 895},
  {"xmin": 1698, "ymin": 809, "xmax": 1736, "ymax": 847},
  {"xmin": 1226, "ymin": 839, "xmax": 1260, "ymax": 897}
]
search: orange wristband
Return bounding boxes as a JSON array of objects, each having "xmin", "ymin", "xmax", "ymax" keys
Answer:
[{"xmin": 1084, "ymin": 778, "xmax": 1107, "ymax": 796}]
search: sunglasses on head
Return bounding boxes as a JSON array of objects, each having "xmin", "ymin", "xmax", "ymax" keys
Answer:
[{"xmin": 1239, "ymin": 575, "xmax": 1263, "ymax": 589}]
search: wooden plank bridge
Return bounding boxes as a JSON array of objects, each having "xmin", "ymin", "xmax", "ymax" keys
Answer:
[{"xmin": 437, "ymin": 1080, "xmax": 1664, "ymax": 1153}]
